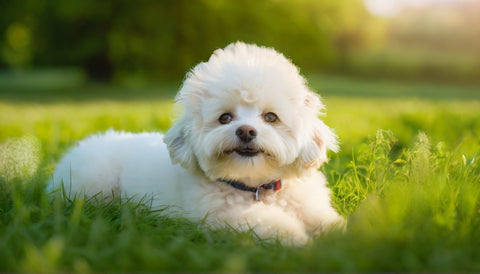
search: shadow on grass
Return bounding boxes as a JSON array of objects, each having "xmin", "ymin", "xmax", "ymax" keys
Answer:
[
  {"xmin": 0, "ymin": 69, "xmax": 180, "ymax": 103},
  {"xmin": 1, "ymin": 69, "xmax": 479, "ymax": 103},
  {"xmin": 309, "ymin": 74, "xmax": 480, "ymax": 101}
]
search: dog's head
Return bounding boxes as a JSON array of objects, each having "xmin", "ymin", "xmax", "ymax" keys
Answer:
[{"xmin": 164, "ymin": 42, "xmax": 338, "ymax": 185}]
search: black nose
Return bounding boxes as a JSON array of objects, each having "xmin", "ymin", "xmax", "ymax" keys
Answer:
[{"xmin": 236, "ymin": 125, "xmax": 257, "ymax": 143}]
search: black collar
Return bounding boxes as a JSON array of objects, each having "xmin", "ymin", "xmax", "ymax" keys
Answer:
[{"xmin": 217, "ymin": 178, "xmax": 282, "ymax": 201}]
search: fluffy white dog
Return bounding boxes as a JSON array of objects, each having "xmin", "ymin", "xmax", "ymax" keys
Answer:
[{"xmin": 51, "ymin": 42, "xmax": 344, "ymax": 244}]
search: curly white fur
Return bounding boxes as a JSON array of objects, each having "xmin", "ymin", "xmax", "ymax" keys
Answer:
[{"xmin": 51, "ymin": 42, "xmax": 344, "ymax": 244}]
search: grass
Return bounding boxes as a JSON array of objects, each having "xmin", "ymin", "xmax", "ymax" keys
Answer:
[
  {"xmin": 1, "ymin": 70, "xmax": 480, "ymax": 271},
  {"xmin": 344, "ymin": 48, "xmax": 480, "ymax": 83}
]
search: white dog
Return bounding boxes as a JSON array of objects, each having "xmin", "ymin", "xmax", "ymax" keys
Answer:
[{"xmin": 51, "ymin": 42, "xmax": 344, "ymax": 244}]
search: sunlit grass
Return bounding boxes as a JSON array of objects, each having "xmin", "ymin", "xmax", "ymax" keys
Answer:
[
  {"xmin": 324, "ymin": 97, "xmax": 480, "ymax": 156},
  {"xmin": 0, "ymin": 74, "xmax": 479, "ymax": 271}
]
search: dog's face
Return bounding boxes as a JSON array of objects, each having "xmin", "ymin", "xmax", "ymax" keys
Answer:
[{"xmin": 164, "ymin": 42, "xmax": 337, "ymax": 185}]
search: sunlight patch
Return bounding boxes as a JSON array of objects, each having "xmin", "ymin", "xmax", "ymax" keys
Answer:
[{"xmin": 0, "ymin": 135, "xmax": 42, "ymax": 182}]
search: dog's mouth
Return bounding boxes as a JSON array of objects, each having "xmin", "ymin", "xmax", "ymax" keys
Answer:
[{"xmin": 225, "ymin": 147, "xmax": 264, "ymax": 157}]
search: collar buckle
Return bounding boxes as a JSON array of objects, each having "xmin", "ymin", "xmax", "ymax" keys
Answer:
[{"xmin": 254, "ymin": 180, "xmax": 282, "ymax": 201}]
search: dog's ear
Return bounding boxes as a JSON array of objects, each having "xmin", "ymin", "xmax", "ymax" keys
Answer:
[
  {"xmin": 164, "ymin": 118, "xmax": 199, "ymax": 172},
  {"xmin": 294, "ymin": 92, "xmax": 338, "ymax": 170}
]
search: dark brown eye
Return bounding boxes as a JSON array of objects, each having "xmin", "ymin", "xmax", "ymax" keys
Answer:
[
  {"xmin": 264, "ymin": 112, "xmax": 278, "ymax": 123},
  {"xmin": 219, "ymin": 113, "xmax": 233, "ymax": 124}
]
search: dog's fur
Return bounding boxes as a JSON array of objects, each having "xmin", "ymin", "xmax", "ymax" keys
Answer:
[{"xmin": 51, "ymin": 42, "xmax": 344, "ymax": 244}]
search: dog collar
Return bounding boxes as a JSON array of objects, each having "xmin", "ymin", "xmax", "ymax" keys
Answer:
[{"xmin": 217, "ymin": 178, "xmax": 282, "ymax": 201}]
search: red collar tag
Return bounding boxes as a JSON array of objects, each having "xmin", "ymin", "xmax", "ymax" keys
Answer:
[
  {"xmin": 273, "ymin": 180, "xmax": 282, "ymax": 191},
  {"xmin": 254, "ymin": 180, "xmax": 282, "ymax": 201}
]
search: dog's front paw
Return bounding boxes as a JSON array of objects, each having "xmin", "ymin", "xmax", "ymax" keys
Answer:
[
  {"xmin": 220, "ymin": 208, "xmax": 310, "ymax": 245},
  {"xmin": 249, "ymin": 223, "xmax": 309, "ymax": 245}
]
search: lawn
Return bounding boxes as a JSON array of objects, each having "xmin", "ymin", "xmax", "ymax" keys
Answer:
[{"xmin": 1, "ymin": 71, "xmax": 479, "ymax": 271}]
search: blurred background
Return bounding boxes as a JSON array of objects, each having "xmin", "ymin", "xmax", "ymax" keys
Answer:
[
  {"xmin": 2, "ymin": 2, "xmax": 480, "ymax": 271},
  {"xmin": 1, "ymin": 0, "xmax": 479, "ymax": 85}
]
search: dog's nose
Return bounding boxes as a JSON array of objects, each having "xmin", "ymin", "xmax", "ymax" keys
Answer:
[{"xmin": 236, "ymin": 125, "xmax": 257, "ymax": 143}]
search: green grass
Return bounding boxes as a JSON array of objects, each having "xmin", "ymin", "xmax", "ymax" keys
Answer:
[{"xmin": 1, "ymin": 70, "xmax": 480, "ymax": 271}]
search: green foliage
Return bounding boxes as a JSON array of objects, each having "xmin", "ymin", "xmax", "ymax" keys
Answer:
[
  {"xmin": 0, "ymin": 0, "xmax": 375, "ymax": 80},
  {"xmin": 2, "ymin": 1, "xmax": 480, "ymax": 83},
  {"xmin": 341, "ymin": 130, "xmax": 480, "ymax": 271},
  {"xmin": 0, "ymin": 74, "xmax": 480, "ymax": 271}
]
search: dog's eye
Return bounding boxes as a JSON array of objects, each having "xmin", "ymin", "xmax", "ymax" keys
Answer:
[
  {"xmin": 219, "ymin": 113, "xmax": 233, "ymax": 124},
  {"xmin": 264, "ymin": 112, "xmax": 278, "ymax": 123}
]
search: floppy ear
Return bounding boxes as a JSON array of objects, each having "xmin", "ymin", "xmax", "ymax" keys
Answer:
[
  {"xmin": 163, "ymin": 117, "xmax": 199, "ymax": 172},
  {"xmin": 294, "ymin": 93, "xmax": 339, "ymax": 170}
]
